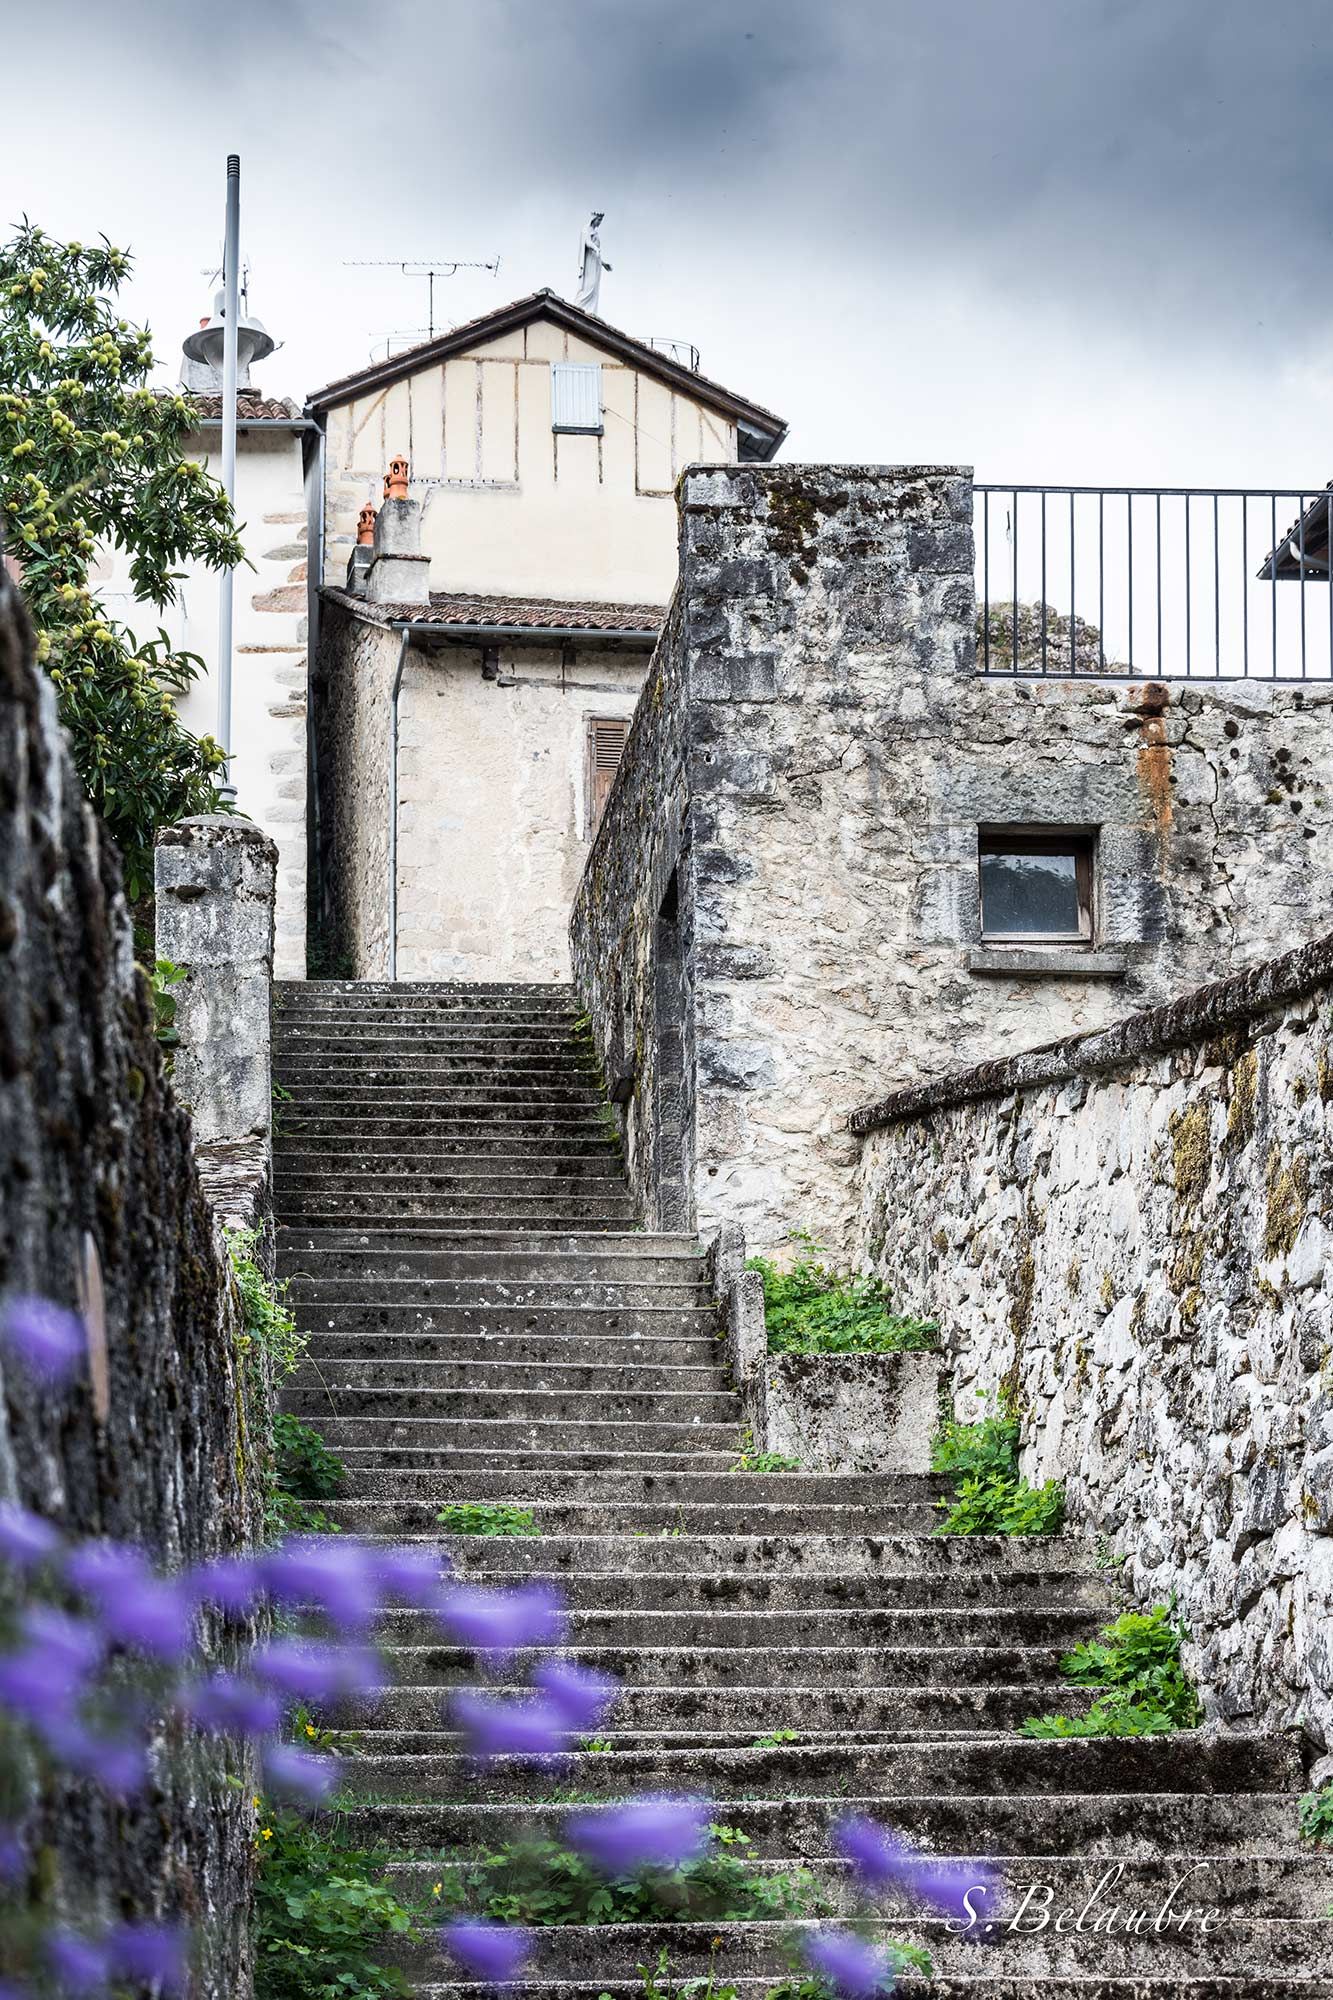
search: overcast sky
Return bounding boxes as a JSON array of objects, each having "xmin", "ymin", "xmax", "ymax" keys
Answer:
[{"xmin": 4, "ymin": 0, "xmax": 1332, "ymax": 486}]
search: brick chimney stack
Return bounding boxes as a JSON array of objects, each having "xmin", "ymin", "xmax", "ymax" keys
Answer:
[{"xmin": 366, "ymin": 458, "xmax": 429, "ymax": 606}]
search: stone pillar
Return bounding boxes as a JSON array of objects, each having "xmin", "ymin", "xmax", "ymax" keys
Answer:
[{"xmin": 154, "ymin": 816, "xmax": 277, "ymax": 1150}]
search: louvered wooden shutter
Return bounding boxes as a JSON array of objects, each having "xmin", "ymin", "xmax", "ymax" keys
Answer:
[
  {"xmin": 551, "ymin": 362, "xmax": 603, "ymax": 433},
  {"xmin": 588, "ymin": 717, "xmax": 629, "ymax": 833}
]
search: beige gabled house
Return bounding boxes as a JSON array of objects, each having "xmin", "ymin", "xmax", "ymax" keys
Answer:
[{"xmin": 306, "ymin": 290, "xmax": 785, "ymax": 982}]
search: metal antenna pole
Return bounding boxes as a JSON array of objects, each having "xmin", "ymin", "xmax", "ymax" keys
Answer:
[{"xmin": 217, "ymin": 153, "xmax": 241, "ymax": 797}]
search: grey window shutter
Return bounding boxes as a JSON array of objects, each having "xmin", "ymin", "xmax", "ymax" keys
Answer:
[
  {"xmin": 587, "ymin": 717, "xmax": 629, "ymax": 832},
  {"xmin": 552, "ymin": 362, "xmax": 603, "ymax": 433}
]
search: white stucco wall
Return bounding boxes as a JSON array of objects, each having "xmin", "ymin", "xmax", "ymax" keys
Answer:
[
  {"xmin": 394, "ymin": 641, "xmax": 646, "ymax": 982},
  {"xmin": 321, "ymin": 318, "xmax": 737, "ymax": 607},
  {"xmin": 96, "ymin": 427, "xmax": 310, "ymax": 978}
]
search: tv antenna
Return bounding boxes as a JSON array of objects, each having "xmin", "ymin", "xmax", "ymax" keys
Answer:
[{"xmin": 342, "ymin": 257, "xmax": 501, "ymax": 340}]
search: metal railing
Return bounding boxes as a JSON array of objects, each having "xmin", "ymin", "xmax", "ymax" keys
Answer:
[
  {"xmin": 975, "ymin": 485, "xmax": 1333, "ymax": 681},
  {"xmin": 643, "ymin": 335, "xmax": 701, "ymax": 373}
]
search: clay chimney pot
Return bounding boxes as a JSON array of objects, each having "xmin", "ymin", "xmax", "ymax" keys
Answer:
[
  {"xmin": 356, "ymin": 504, "xmax": 377, "ymax": 546},
  {"xmin": 386, "ymin": 456, "xmax": 410, "ymax": 502}
]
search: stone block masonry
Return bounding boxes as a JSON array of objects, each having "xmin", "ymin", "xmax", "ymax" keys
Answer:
[
  {"xmin": 573, "ymin": 462, "xmax": 1333, "ymax": 1254},
  {"xmin": 852, "ymin": 926, "xmax": 1333, "ymax": 1751},
  {"xmin": 0, "ymin": 572, "xmax": 268, "ymax": 1997}
]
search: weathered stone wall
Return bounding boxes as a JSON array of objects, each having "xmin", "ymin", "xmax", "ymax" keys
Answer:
[
  {"xmin": 853, "ymin": 931, "xmax": 1333, "ymax": 1749},
  {"xmin": 0, "ymin": 572, "xmax": 265, "ymax": 1994},
  {"xmin": 314, "ymin": 594, "xmax": 400, "ymax": 976},
  {"xmin": 570, "ymin": 596, "xmax": 695, "ymax": 1226},
  {"xmin": 574, "ymin": 462, "xmax": 1333, "ymax": 1255}
]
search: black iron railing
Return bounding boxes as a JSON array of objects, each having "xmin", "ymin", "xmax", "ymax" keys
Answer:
[{"xmin": 975, "ymin": 485, "xmax": 1333, "ymax": 681}]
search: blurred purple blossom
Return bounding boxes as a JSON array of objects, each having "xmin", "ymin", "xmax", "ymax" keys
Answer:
[
  {"xmin": 45, "ymin": 1929, "xmax": 110, "ymax": 1996},
  {"xmin": 183, "ymin": 1672, "xmax": 282, "ymax": 1739},
  {"xmin": 188, "ymin": 1555, "xmax": 263, "ymax": 1616},
  {"xmin": 371, "ymin": 1542, "xmax": 450, "ymax": 1607},
  {"xmin": 0, "ymin": 1824, "xmax": 25, "ymax": 1884},
  {"xmin": 107, "ymin": 1922, "xmax": 188, "ymax": 1994},
  {"xmin": 0, "ymin": 1607, "xmax": 101, "ymax": 1733},
  {"xmin": 532, "ymin": 1660, "xmax": 617, "ymax": 1734},
  {"xmin": 263, "ymin": 1743, "xmax": 339, "ymax": 1802},
  {"xmin": 441, "ymin": 1918, "xmax": 530, "ymax": 1985},
  {"xmin": 0, "ymin": 1504, "xmax": 61, "ymax": 1573},
  {"xmin": 832, "ymin": 1814, "xmax": 999, "ymax": 1927},
  {"xmin": 451, "ymin": 1690, "xmax": 565, "ymax": 1762},
  {"xmin": 564, "ymin": 1795, "xmax": 712, "ymax": 1876},
  {"xmin": 438, "ymin": 1582, "xmax": 565, "ymax": 1662},
  {"xmin": 0, "ymin": 1296, "xmax": 85, "ymax": 1386},
  {"xmin": 250, "ymin": 1637, "xmax": 381, "ymax": 1703},
  {"xmin": 803, "ymin": 1929, "xmax": 894, "ymax": 2000},
  {"xmin": 64, "ymin": 1544, "xmax": 194, "ymax": 1662},
  {"xmin": 263, "ymin": 1538, "xmax": 379, "ymax": 1631}
]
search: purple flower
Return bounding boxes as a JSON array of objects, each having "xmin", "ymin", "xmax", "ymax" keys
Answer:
[
  {"xmin": 532, "ymin": 1660, "xmax": 617, "ymax": 1733},
  {"xmin": 371, "ymin": 1543, "xmax": 450, "ymax": 1607},
  {"xmin": 188, "ymin": 1556, "xmax": 263, "ymax": 1616},
  {"xmin": 0, "ymin": 1504, "xmax": 61, "ymax": 1572},
  {"xmin": 833, "ymin": 1814, "xmax": 911, "ymax": 1894},
  {"xmin": 0, "ymin": 1824, "xmax": 25, "ymax": 1884},
  {"xmin": 77, "ymin": 1733, "xmax": 151, "ymax": 1796},
  {"xmin": 803, "ymin": 1929, "xmax": 895, "ymax": 2000},
  {"xmin": 107, "ymin": 1923, "xmax": 188, "ymax": 1994},
  {"xmin": 438, "ymin": 1582, "xmax": 565, "ymax": 1662},
  {"xmin": 249, "ymin": 1637, "xmax": 381, "ymax": 1703},
  {"xmin": 441, "ymin": 1918, "xmax": 530, "ymax": 1985},
  {"xmin": 908, "ymin": 1855, "xmax": 1000, "ymax": 1928},
  {"xmin": 451, "ymin": 1690, "xmax": 565, "ymax": 1762},
  {"xmin": 183, "ymin": 1672, "xmax": 282, "ymax": 1740},
  {"xmin": 0, "ymin": 1295, "xmax": 85, "ymax": 1385},
  {"xmin": 833, "ymin": 1815, "xmax": 998, "ymax": 1927},
  {"xmin": 263, "ymin": 1743, "xmax": 339, "ymax": 1802},
  {"xmin": 65, "ymin": 1543, "xmax": 192, "ymax": 1662},
  {"xmin": 46, "ymin": 1930, "xmax": 110, "ymax": 1996},
  {"xmin": 564, "ymin": 1795, "xmax": 712, "ymax": 1876},
  {"xmin": 263, "ymin": 1538, "xmax": 379, "ymax": 1631},
  {"xmin": 0, "ymin": 1608, "xmax": 101, "ymax": 1733}
]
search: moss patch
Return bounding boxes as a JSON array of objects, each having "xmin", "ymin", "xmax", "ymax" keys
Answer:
[
  {"xmin": 1170, "ymin": 1101, "xmax": 1212, "ymax": 1204},
  {"xmin": 1264, "ymin": 1146, "xmax": 1311, "ymax": 1259}
]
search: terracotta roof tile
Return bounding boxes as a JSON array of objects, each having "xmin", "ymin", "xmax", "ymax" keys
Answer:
[{"xmin": 186, "ymin": 393, "xmax": 303, "ymax": 424}]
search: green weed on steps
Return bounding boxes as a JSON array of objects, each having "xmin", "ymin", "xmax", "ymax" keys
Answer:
[
  {"xmin": 269, "ymin": 1411, "xmax": 347, "ymax": 1540},
  {"xmin": 748, "ymin": 1236, "xmax": 937, "ymax": 1356},
  {"xmin": 435, "ymin": 1502, "xmax": 540, "ymax": 1537},
  {"xmin": 432, "ymin": 1825, "xmax": 831, "ymax": 1927},
  {"xmin": 1299, "ymin": 1783, "xmax": 1333, "ymax": 1847},
  {"xmin": 255, "ymin": 1806, "xmax": 421, "ymax": 2000},
  {"xmin": 1022, "ymin": 1603, "xmax": 1202, "ymax": 1737},
  {"xmin": 931, "ymin": 1415, "xmax": 1065, "ymax": 1536}
]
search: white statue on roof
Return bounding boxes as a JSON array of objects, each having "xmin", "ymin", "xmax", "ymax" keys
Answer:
[{"xmin": 576, "ymin": 212, "xmax": 611, "ymax": 316}]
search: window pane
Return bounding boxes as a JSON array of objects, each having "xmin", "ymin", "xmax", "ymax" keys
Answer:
[{"xmin": 980, "ymin": 849, "xmax": 1081, "ymax": 936}]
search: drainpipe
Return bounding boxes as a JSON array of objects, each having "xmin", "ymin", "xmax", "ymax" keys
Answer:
[{"xmin": 387, "ymin": 628, "xmax": 410, "ymax": 980}]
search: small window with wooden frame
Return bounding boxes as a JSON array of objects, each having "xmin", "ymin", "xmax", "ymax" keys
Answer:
[
  {"xmin": 978, "ymin": 826, "xmax": 1095, "ymax": 945},
  {"xmin": 586, "ymin": 716, "xmax": 630, "ymax": 836}
]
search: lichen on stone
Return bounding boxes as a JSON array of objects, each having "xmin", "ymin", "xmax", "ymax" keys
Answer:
[
  {"xmin": 1264, "ymin": 1145, "xmax": 1311, "ymax": 1259},
  {"xmin": 1170, "ymin": 1100, "xmax": 1212, "ymax": 1204}
]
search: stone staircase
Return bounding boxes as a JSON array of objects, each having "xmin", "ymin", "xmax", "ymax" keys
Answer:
[{"xmin": 272, "ymin": 980, "xmax": 1330, "ymax": 1999}]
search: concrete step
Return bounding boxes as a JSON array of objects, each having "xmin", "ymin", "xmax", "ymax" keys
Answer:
[
  {"xmin": 440, "ymin": 1532, "xmax": 1102, "ymax": 1578},
  {"xmin": 412, "ymin": 1979, "xmax": 1328, "ymax": 2000},
  {"xmin": 289, "ymin": 1305, "xmax": 721, "ymax": 1339},
  {"xmin": 324, "ymin": 1468, "xmax": 948, "ymax": 1504},
  {"xmin": 321, "ymin": 1498, "xmax": 941, "ymax": 1535},
  {"xmin": 363, "ymin": 1638, "xmax": 1100, "ymax": 1690},
  {"xmin": 347, "ymin": 1680, "xmax": 1094, "ymax": 1737},
  {"xmin": 281, "ymin": 1280, "xmax": 712, "ymax": 1310},
  {"xmin": 274, "ymin": 1136, "xmax": 621, "ymax": 1163},
  {"xmin": 391, "ymin": 1914, "xmax": 1333, "ymax": 1981},
  {"xmin": 280, "ymin": 1417, "xmax": 743, "ymax": 1455},
  {"xmin": 280, "ymin": 1385, "xmax": 740, "ymax": 1424},
  {"xmin": 278, "ymin": 1231, "xmax": 696, "ymax": 1260},
  {"xmin": 275, "ymin": 1163, "xmax": 628, "ymax": 1191},
  {"xmin": 445, "ymin": 1567, "xmax": 1118, "ymax": 1611},
  {"xmin": 278, "ymin": 1204, "xmax": 640, "ymax": 1230},
  {"xmin": 276, "ymin": 1089, "xmax": 608, "ymax": 1113},
  {"xmin": 272, "ymin": 1043, "xmax": 598, "ymax": 1067},
  {"xmin": 369, "ymin": 1603, "xmax": 1109, "ymax": 1650},
  {"xmin": 294, "ymin": 1357, "xmax": 728, "ymax": 1395},
  {"xmin": 294, "ymin": 1361, "xmax": 729, "ymax": 1399},
  {"xmin": 275, "ymin": 1116, "xmax": 620, "ymax": 1142},
  {"xmin": 302, "ymin": 1331, "xmax": 722, "ymax": 1367},
  {"xmin": 341, "ymin": 1787, "xmax": 1306, "ymax": 1860},
  {"xmin": 389, "ymin": 1849, "xmax": 1333, "ymax": 1919},
  {"xmin": 331, "ymin": 1730, "xmax": 1302, "ymax": 1803}
]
